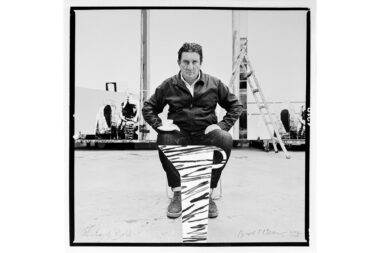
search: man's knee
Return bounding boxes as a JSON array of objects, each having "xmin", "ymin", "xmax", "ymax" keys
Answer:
[
  {"xmin": 209, "ymin": 129, "xmax": 233, "ymax": 147},
  {"xmin": 219, "ymin": 129, "xmax": 233, "ymax": 143},
  {"xmin": 208, "ymin": 129, "xmax": 232, "ymax": 150}
]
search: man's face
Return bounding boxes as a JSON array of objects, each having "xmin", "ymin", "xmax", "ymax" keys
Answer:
[{"xmin": 178, "ymin": 52, "xmax": 201, "ymax": 82}]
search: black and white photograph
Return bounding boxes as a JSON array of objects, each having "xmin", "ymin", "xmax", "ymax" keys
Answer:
[
  {"xmin": 70, "ymin": 3, "xmax": 311, "ymax": 246},
  {"xmin": 7, "ymin": 0, "xmax": 380, "ymax": 252}
]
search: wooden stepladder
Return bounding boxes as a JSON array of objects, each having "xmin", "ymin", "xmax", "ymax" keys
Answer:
[{"xmin": 229, "ymin": 39, "xmax": 291, "ymax": 159}]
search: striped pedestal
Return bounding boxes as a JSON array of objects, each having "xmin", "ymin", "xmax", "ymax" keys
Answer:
[{"xmin": 158, "ymin": 145, "xmax": 226, "ymax": 243}]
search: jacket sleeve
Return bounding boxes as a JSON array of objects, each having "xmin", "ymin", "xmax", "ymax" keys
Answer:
[
  {"xmin": 216, "ymin": 80, "xmax": 243, "ymax": 132},
  {"xmin": 142, "ymin": 85, "xmax": 166, "ymax": 131}
]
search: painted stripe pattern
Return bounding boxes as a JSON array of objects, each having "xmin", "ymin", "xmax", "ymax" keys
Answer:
[{"xmin": 158, "ymin": 145, "xmax": 226, "ymax": 243}]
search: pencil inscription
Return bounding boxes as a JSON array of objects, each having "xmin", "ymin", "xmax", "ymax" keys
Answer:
[{"xmin": 237, "ymin": 229, "xmax": 301, "ymax": 238}]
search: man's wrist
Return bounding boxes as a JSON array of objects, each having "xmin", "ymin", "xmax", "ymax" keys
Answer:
[
  {"xmin": 154, "ymin": 123, "xmax": 163, "ymax": 131},
  {"xmin": 216, "ymin": 122, "xmax": 227, "ymax": 131}
]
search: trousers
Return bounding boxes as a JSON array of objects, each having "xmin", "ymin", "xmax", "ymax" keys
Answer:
[{"xmin": 157, "ymin": 129, "xmax": 233, "ymax": 189}]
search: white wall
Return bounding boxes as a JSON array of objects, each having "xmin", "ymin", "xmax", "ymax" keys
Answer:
[
  {"xmin": 75, "ymin": 10, "xmax": 141, "ymax": 95},
  {"xmin": 246, "ymin": 10, "xmax": 307, "ymax": 139},
  {"xmin": 247, "ymin": 10, "xmax": 307, "ymax": 102}
]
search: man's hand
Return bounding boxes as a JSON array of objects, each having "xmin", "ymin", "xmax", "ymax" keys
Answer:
[
  {"xmin": 157, "ymin": 121, "xmax": 180, "ymax": 132},
  {"xmin": 125, "ymin": 121, "xmax": 135, "ymax": 127},
  {"xmin": 204, "ymin": 124, "xmax": 221, "ymax": 134}
]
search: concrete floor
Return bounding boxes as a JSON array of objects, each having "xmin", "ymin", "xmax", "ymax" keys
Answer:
[{"xmin": 74, "ymin": 148, "xmax": 306, "ymax": 243}]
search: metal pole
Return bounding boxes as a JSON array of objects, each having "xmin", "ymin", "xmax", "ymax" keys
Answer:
[
  {"xmin": 231, "ymin": 10, "xmax": 240, "ymax": 140},
  {"xmin": 139, "ymin": 9, "xmax": 150, "ymax": 141}
]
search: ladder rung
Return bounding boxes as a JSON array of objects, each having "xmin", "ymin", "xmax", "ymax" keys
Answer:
[{"xmin": 252, "ymin": 88, "xmax": 259, "ymax": 93}]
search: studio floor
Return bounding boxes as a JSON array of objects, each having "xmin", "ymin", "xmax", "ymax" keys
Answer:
[{"xmin": 74, "ymin": 148, "xmax": 306, "ymax": 243}]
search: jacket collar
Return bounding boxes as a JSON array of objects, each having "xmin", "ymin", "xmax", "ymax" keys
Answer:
[{"xmin": 173, "ymin": 70, "xmax": 205, "ymax": 85}]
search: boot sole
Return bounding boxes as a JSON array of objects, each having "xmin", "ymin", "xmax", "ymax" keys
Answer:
[
  {"xmin": 167, "ymin": 211, "xmax": 182, "ymax": 218},
  {"xmin": 208, "ymin": 211, "xmax": 218, "ymax": 218}
]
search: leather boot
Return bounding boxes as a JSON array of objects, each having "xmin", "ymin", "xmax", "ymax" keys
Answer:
[
  {"xmin": 167, "ymin": 191, "xmax": 182, "ymax": 218},
  {"xmin": 209, "ymin": 198, "xmax": 218, "ymax": 218}
]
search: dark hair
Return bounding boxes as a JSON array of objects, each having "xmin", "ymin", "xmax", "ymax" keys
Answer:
[{"xmin": 177, "ymin": 42, "xmax": 203, "ymax": 64}]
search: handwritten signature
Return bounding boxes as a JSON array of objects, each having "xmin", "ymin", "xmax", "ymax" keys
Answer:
[{"xmin": 237, "ymin": 229, "xmax": 301, "ymax": 238}]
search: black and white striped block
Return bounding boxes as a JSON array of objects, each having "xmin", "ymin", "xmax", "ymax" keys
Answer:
[{"xmin": 158, "ymin": 145, "xmax": 227, "ymax": 243}]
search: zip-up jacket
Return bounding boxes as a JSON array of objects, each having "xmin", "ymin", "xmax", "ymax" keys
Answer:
[{"xmin": 142, "ymin": 71, "xmax": 243, "ymax": 133}]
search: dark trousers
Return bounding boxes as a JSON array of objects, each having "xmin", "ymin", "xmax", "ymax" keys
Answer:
[{"xmin": 157, "ymin": 129, "xmax": 233, "ymax": 189}]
